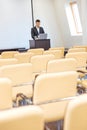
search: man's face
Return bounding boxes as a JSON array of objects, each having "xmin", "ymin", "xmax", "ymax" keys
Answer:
[{"xmin": 36, "ymin": 22, "xmax": 40, "ymax": 28}]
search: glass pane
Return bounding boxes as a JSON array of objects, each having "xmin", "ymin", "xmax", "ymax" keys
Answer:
[{"xmin": 71, "ymin": 3, "xmax": 82, "ymax": 33}]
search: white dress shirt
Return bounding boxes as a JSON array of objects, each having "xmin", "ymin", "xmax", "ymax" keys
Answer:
[{"xmin": 36, "ymin": 27, "xmax": 40, "ymax": 34}]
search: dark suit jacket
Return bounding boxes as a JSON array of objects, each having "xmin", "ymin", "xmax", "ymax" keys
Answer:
[{"xmin": 31, "ymin": 26, "xmax": 45, "ymax": 39}]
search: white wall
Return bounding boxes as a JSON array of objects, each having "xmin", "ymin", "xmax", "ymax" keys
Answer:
[
  {"xmin": 1, "ymin": 0, "xmax": 86, "ymax": 49},
  {"xmin": 0, "ymin": 0, "xmax": 32, "ymax": 49},
  {"xmin": 54, "ymin": 0, "xmax": 83, "ymax": 48},
  {"xmin": 80, "ymin": 0, "xmax": 87, "ymax": 45},
  {"xmin": 33, "ymin": 0, "xmax": 64, "ymax": 47}
]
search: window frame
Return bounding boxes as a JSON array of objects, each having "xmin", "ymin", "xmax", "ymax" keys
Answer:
[{"xmin": 70, "ymin": 1, "xmax": 82, "ymax": 34}]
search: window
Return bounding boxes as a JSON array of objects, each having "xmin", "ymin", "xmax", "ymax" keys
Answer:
[{"xmin": 65, "ymin": 1, "xmax": 82, "ymax": 36}]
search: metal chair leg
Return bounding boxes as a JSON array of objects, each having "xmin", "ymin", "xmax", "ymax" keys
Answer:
[
  {"xmin": 45, "ymin": 125, "xmax": 51, "ymax": 130},
  {"xmin": 57, "ymin": 120, "xmax": 63, "ymax": 130}
]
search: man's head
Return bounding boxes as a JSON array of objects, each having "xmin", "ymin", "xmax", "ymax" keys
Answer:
[{"xmin": 35, "ymin": 19, "xmax": 40, "ymax": 28}]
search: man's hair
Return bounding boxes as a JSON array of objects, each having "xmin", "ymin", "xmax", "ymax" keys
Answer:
[{"xmin": 36, "ymin": 19, "xmax": 40, "ymax": 23}]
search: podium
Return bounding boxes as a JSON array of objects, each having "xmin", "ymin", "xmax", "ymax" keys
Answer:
[{"xmin": 29, "ymin": 39, "xmax": 50, "ymax": 50}]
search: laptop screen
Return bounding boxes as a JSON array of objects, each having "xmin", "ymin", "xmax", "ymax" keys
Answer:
[{"xmin": 38, "ymin": 33, "xmax": 47, "ymax": 39}]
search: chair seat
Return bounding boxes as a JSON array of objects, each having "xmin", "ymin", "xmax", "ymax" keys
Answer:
[{"xmin": 40, "ymin": 100, "xmax": 69, "ymax": 122}]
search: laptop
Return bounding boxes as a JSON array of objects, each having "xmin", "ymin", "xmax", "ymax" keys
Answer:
[{"xmin": 38, "ymin": 33, "xmax": 47, "ymax": 39}]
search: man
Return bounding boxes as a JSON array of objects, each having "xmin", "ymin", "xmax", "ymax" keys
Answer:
[{"xmin": 31, "ymin": 19, "xmax": 45, "ymax": 40}]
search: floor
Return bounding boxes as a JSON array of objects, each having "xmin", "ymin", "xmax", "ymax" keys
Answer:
[
  {"xmin": 45, "ymin": 121, "xmax": 64, "ymax": 130},
  {"xmin": 45, "ymin": 122, "xmax": 57, "ymax": 130}
]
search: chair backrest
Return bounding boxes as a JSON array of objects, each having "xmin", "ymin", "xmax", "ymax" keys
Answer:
[
  {"xmin": 0, "ymin": 58, "xmax": 18, "ymax": 67},
  {"xmin": 28, "ymin": 48, "xmax": 44, "ymax": 55},
  {"xmin": 31, "ymin": 54, "xmax": 55, "ymax": 73},
  {"xmin": 64, "ymin": 95, "xmax": 87, "ymax": 130},
  {"xmin": 65, "ymin": 52, "xmax": 87, "ymax": 69},
  {"xmin": 33, "ymin": 71, "xmax": 77, "ymax": 122},
  {"xmin": 14, "ymin": 52, "xmax": 34, "ymax": 63},
  {"xmin": 49, "ymin": 47, "xmax": 64, "ymax": 57},
  {"xmin": 0, "ymin": 63, "xmax": 33, "ymax": 99},
  {"xmin": 0, "ymin": 106, "xmax": 44, "ymax": 130},
  {"xmin": 44, "ymin": 50, "xmax": 62, "ymax": 59},
  {"xmin": 0, "ymin": 78, "xmax": 12, "ymax": 110},
  {"xmin": 47, "ymin": 58, "xmax": 77, "ymax": 73},
  {"xmin": 68, "ymin": 48, "xmax": 86, "ymax": 53},
  {"xmin": 1, "ymin": 51, "xmax": 19, "ymax": 58},
  {"xmin": 73, "ymin": 46, "xmax": 87, "ymax": 51},
  {"xmin": 33, "ymin": 71, "xmax": 77, "ymax": 104}
]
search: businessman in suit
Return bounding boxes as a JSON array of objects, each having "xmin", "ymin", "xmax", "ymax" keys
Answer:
[{"xmin": 31, "ymin": 19, "xmax": 45, "ymax": 40}]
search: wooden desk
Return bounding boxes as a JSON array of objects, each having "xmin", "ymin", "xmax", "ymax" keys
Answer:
[{"xmin": 29, "ymin": 39, "xmax": 50, "ymax": 50}]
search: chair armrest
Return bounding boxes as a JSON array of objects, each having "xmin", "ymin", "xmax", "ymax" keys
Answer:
[
  {"xmin": 13, "ymin": 81, "xmax": 34, "ymax": 88},
  {"xmin": 34, "ymin": 96, "xmax": 78, "ymax": 105},
  {"xmin": 77, "ymin": 70, "xmax": 87, "ymax": 74}
]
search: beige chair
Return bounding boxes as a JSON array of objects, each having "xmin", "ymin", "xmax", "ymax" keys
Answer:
[
  {"xmin": 68, "ymin": 48, "xmax": 86, "ymax": 53},
  {"xmin": 49, "ymin": 47, "xmax": 64, "ymax": 57},
  {"xmin": 47, "ymin": 58, "xmax": 77, "ymax": 73},
  {"xmin": 1, "ymin": 51, "xmax": 19, "ymax": 58},
  {"xmin": 28, "ymin": 48, "xmax": 44, "ymax": 55},
  {"xmin": 47, "ymin": 58, "xmax": 82, "ymax": 90},
  {"xmin": 0, "ymin": 58, "xmax": 18, "ymax": 67},
  {"xmin": 65, "ymin": 52, "xmax": 87, "ymax": 89},
  {"xmin": 14, "ymin": 52, "xmax": 34, "ymax": 63},
  {"xmin": 0, "ymin": 106, "xmax": 44, "ymax": 130},
  {"xmin": 0, "ymin": 63, "xmax": 33, "ymax": 100},
  {"xmin": 0, "ymin": 78, "xmax": 12, "ymax": 110},
  {"xmin": 65, "ymin": 52, "xmax": 87, "ymax": 71},
  {"xmin": 73, "ymin": 46, "xmax": 87, "ymax": 52},
  {"xmin": 64, "ymin": 94, "xmax": 87, "ymax": 130},
  {"xmin": 31, "ymin": 54, "xmax": 55, "ymax": 79},
  {"xmin": 33, "ymin": 71, "xmax": 78, "ymax": 123},
  {"xmin": 44, "ymin": 50, "xmax": 62, "ymax": 59}
]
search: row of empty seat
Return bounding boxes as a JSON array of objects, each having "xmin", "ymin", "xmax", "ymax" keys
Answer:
[
  {"xmin": 0, "ymin": 46, "xmax": 87, "ymax": 59},
  {"xmin": 0, "ymin": 46, "xmax": 87, "ymax": 130},
  {"xmin": 0, "ymin": 51, "xmax": 86, "ymax": 76},
  {"xmin": 0, "ymin": 52, "xmax": 87, "ymax": 101},
  {"xmin": 0, "ymin": 51, "xmax": 86, "ymax": 70},
  {"xmin": 1, "ymin": 45, "xmax": 87, "ymax": 58},
  {"xmin": 0, "ymin": 51, "xmax": 86, "ymax": 84},
  {"xmin": 0, "ymin": 73, "xmax": 87, "ymax": 130},
  {"xmin": 0, "ymin": 47, "xmax": 64, "ymax": 59}
]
